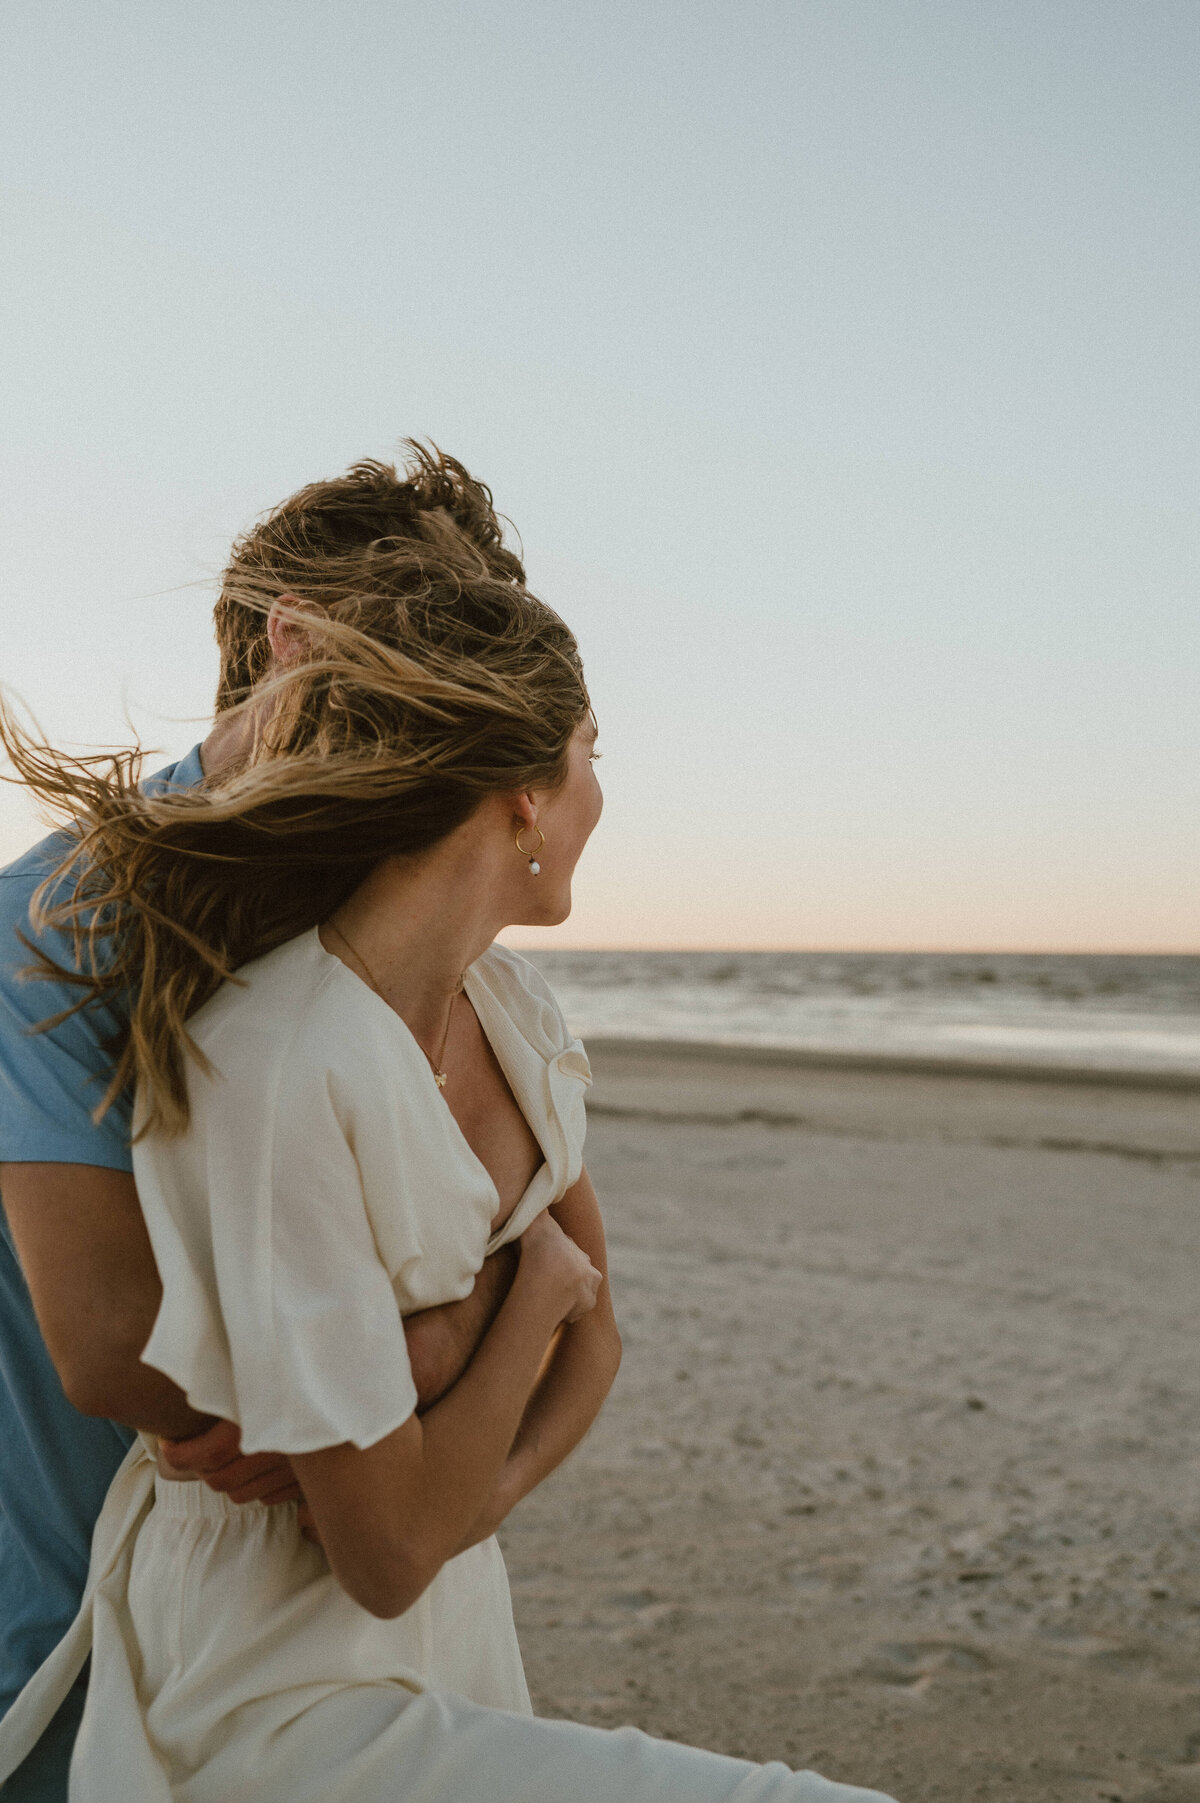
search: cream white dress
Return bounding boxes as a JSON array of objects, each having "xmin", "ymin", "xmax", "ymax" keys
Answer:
[{"xmin": 0, "ymin": 932, "xmax": 897, "ymax": 1803}]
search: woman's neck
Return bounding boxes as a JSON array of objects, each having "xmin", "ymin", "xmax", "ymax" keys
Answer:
[
  {"xmin": 201, "ymin": 699, "xmax": 509, "ymax": 1039},
  {"xmin": 322, "ymin": 829, "xmax": 505, "ymax": 1042}
]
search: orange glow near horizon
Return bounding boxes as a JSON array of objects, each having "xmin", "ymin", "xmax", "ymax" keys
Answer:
[{"xmin": 1, "ymin": 790, "xmax": 1194, "ymax": 959}]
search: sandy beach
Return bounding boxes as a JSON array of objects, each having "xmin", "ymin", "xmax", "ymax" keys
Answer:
[{"xmin": 498, "ymin": 1043, "xmax": 1200, "ymax": 1803}]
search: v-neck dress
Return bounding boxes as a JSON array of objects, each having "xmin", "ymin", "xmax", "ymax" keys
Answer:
[{"xmin": 0, "ymin": 932, "xmax": 898, "ymax": 1803}]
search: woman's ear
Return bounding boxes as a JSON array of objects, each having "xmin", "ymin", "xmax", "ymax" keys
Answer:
[
  {"xmin": 510, "ymin": 791, "xmax": 539, "ymax": 832},
  {"xmin": 266, "ymin": 595, "xmax": 319, "ymax": 668}
]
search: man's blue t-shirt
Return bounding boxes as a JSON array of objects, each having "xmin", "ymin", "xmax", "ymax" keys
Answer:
[{"xmin": 0, "ymin": 746, "xmax": 204, "ymax": 1797}]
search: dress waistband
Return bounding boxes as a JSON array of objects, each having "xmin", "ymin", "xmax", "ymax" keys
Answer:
[{"xmin": 151, "ymin": 1473, "xmax": 297, "ymax": 1522}]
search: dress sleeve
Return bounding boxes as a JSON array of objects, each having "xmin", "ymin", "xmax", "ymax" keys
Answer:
[
  {"xmin": 473, "ymin": 946, "xmax": 592, "ymax": 1195},
  {"xmin": 137, "ymin": 1032, "xmax": 419, "ymax": 1456}
]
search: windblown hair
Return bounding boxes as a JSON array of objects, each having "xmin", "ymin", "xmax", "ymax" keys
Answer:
[
  {"xmin": 212, "ymin": 441, "xmax": 526, "ymax": 713},
  {"xmin": 0, "ymin": 443, "xmax": 588, "ymax": 1139}
]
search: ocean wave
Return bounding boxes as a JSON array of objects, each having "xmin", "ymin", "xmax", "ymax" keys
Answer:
[{"xmin": 513, "ymin": 951, "xmax": 1200, "ymax": 1077}]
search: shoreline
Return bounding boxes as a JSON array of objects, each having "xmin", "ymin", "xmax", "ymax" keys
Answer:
[{"xmin": 582, "ymin": 1033, "xmax": 1200, "ymax": 1094}]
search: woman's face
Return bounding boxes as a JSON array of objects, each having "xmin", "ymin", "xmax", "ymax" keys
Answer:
[{"xmin": 513, "ymin": 716, "xmax": 603, "ymax": 927}]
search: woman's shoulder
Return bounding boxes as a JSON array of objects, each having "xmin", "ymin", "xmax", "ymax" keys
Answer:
[
  {"xmin": 469, "ymin": 942, "xmax": 576, "ymax": 1054},
  {"xmin": 191, "ymin": 927, "xmax": 324, "ymax": 1037},
  {"xmin": 187, "ymin": 927, "xmax": 391, "ymax": 1091}
]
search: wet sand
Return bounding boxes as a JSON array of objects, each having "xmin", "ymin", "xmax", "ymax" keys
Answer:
[{"xmin": 498, "ymin": 1044, "xmax": 1200, "ymax": 1803}]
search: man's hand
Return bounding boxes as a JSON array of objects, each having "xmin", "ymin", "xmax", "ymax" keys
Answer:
[{"xmin": 160, "ymin": 1419, "xmax": 302, "ymax": 1505}]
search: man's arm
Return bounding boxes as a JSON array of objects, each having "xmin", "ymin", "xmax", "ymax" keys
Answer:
[
  {"xmin": 403, "ymin": 1243, "xmax": 519, "ymax": 1410},
  {"xmin": 165, "ymin": 1246, "xmax": 522, "ymax": 1505},
  {"xmin": 4, "ymin": 1159, "xmax": 518, "ymax": 1459},
  {"xmin": 1, "ymin": 1162, "xmax": 214, "ymax": 1437}
]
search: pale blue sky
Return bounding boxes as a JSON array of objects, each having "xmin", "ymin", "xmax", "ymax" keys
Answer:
[{"xmin": 2, "ymin": 1, "xmax": 1197, "ymax": 948}]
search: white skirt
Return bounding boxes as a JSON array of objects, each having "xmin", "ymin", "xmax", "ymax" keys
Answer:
[{"xmin": 0, "ymin": 1445, "xmax": 898, "ymax": 1803}]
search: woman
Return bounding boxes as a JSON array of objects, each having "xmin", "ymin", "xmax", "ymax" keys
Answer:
[{"xmin": 0, "ymin": 449, "xmax": 897, "ymax": 1802}]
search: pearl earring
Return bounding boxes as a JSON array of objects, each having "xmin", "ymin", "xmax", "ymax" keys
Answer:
[{"xmin": 514, "ymin": 825, "xmax": 545, "ymax": 875}]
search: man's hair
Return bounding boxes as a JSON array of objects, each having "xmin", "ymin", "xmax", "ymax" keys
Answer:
[
  {"xmin": 2, "ymin": 442, "xmax": 588, "ymax": 1138},
  {"xmin": 212, "ymin": 441, "xmax": 526, "ymax": 712}
]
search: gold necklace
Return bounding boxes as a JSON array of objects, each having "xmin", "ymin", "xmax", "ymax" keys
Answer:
[{"xmin": 326, "ymin": 921, "xmax": 463, "ymax": 1090}]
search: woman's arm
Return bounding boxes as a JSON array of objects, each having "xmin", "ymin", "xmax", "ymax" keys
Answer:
[
  {"xmin": 290, "ymin": 1214, "xmax": 600, "ymax": 1619},
  {"xmin": 164, "ymin": 1246, "xmax": 523, "ymax": 1506},
  {"xmin": 452, "ymin": 1167, "xmax": 621, "ymax": 1551}
]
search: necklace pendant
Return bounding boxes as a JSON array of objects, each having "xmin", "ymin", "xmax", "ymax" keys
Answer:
[{"xmin": 433, "ymin": 1070, "xmax": 448, "ymax": 1089}]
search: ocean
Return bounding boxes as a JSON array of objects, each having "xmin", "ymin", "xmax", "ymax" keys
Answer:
[{"xmin": 516, "ymin": 950, "xmax": 1200, "ymax": 1080}]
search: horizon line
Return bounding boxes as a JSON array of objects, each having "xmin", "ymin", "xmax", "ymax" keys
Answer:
[{"xmin": 500, "ymin": 940, "xmax": 1200, "ymax": 958}]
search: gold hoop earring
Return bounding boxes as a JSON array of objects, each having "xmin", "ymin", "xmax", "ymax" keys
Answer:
[{"xmin": 515, "ymin": 825, "xmax": 545, "ymax": 875}]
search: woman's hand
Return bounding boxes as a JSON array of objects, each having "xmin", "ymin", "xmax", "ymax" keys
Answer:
[
  {"xmin": 290, "ymin": 1182, "xmax": 614, "ymax": 1619},
  {"xmin": 452, "ymin": 1177, "xmax": 619, "ymax": 1555},
  {"xmin": 518, "ymin": 1208, "xmax": 602, "ymax": 1323}
]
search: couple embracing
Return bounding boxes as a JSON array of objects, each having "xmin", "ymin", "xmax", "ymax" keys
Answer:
[{"xmin": 0, "ymin": 444, "xmax": 897, "ymax": 1802}]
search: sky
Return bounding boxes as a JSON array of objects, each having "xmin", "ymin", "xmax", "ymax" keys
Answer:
[{"xmin": 1, "ymin": 0, "xmax": 1196, "ymax": 951}]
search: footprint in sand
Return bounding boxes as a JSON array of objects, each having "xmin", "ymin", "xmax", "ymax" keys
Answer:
[{"xmin": 860, "ymin": 1641, "xmax": 991, "ymax": 1695}]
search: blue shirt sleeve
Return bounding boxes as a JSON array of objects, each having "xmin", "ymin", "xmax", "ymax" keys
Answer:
[
  {"xmin": 0, "ymin": 845, "xmax": 134, "ymax": 1170},
  {"xmin": 0, "ymin": 745, "xmax": 205, "ymax": 1171}
]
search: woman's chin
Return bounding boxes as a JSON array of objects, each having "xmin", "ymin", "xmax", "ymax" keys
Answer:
[{"xmin": 511, "ymin": 887, "xmax": 572, "ymax": 930}]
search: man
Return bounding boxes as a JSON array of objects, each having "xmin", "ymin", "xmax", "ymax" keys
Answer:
[{"xmin": 0, "ymin": 454, "xmax": 518, "ymax": 1798}]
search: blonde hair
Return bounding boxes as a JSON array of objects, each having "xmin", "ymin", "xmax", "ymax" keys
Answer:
[{"xmin": 1, "ymin": 444, "xmax": 589, "ymax": 1138}]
